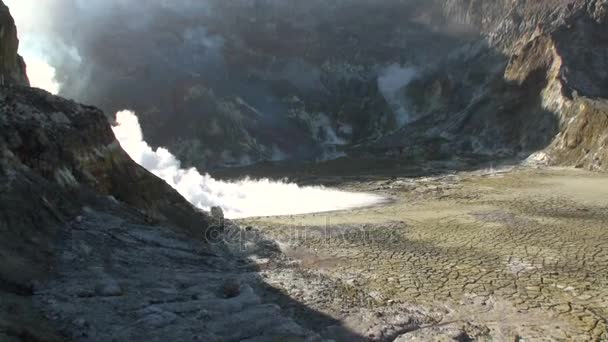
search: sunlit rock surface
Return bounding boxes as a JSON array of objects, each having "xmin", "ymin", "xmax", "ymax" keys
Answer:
[{"xmin": 368, "ymin": 0, "xmax": 608, "ymax": 171}]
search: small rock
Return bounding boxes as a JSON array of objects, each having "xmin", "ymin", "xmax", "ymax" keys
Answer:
[
  {"xmin": 221, "ymin": 278, "xmax": 241, "ymax": 298},
  {"xmin": 76, "ymin": 289, "xmax": 95, "ymax": 298},
  {"xmin": 95, "ymin": 278, "xmax": 123, "ymax": 297},
  {"xmin": 73, "ymin": 318, "xmax": 88, "ymax": 328},
  {"xmin": 50, "ymin": 112, "xmax": 71, "ymax": 124},
  {"xmin": 346, "ymin": 279, "xmax": 359, "ymax": 286},
  {"xmin": 137, "ymin": 309, "xmax": 177, "ymax": 328}
]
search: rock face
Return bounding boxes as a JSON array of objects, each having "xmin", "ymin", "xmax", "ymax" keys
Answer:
[
  {"xmin": 476, "ymin": 0, "xmax": 608, "ymax": 171},
  {"xmin": 0, "ymin": 87, "xmax": 210, "ymax": 231},
  {"xmin": 369, "ymin": 0, "xmax": 608, "ymax": 171},
  {"xmin": 532, "ymin": 1, "xmax": 608, "ymax": 170},
  {"xmin": 0, "ymin": 1, "xmax": 27, "ymax": 86},
  {"xmin": 0, "ymin": 86, "xmax": 213, "ymax": 332}
]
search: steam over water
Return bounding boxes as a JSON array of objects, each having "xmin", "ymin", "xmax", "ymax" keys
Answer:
[
  {"xmin": 9, "ymin": 1, "xmax": 386, "ymax": 219},
  {"xmin": 112, "ymin": 110, "xmax": 385, "ymax": 218},
  {"xmin": 17, "ymin": 51, "xmax": 386, "ymax": 218}
]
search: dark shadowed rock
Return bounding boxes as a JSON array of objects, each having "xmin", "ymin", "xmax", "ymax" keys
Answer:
[
  {"xmin": 211, "ymin": 206, "xmax": 225, "ymax": 229},
  {"xmin": 0, "ymin": 1, "xmax": 28, "ymax": 87},
  {"xmin": 221, "ymin": 277, "xmax": 241, "ymax": 299},
  {"xmin": 94, "ymin": 277, "xmax": 123, "ymax": 297}
]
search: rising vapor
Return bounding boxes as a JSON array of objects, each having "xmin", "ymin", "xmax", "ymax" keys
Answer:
[
  {"xmin": 6, "ymin": 0, "xmax": 448, "ymax": 169},
  {"xmin": 112, "ymin": 110, "xmax": 385, "ymax": 219},
  {"xmin": 25, "ymin": 59, "xmax": 60, "ymax": 95},
  {"xmin": 5, "ymin": 0, "xmax": 60, "ymax": 94},
  {"xmin": 7, "ymin": 0, "xmax": 387, "ymax": 219},
  {"xmin": 378, "ymin": 64, "xmax": 418, "ymax": 126}
]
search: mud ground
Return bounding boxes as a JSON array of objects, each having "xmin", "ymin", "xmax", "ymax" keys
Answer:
[{"xmin": 238, "ymin": 166, "xmax": 608, "ymax": 341}]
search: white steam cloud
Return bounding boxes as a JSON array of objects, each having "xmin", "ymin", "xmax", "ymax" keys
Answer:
[
  {"xmin": 25, "ymin": 59, "xmax": 60, "ymax": 95},
  {"xmin": 8, "ymin": 0, "xmax": 386, "ymax": 219},
  {"xmin": 112, "ymin": 110, "xmax": 385, "ymax": 219}
]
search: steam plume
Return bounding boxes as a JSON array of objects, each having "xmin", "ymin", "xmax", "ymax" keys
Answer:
[
  {"xmin": 378, "ymin": 64, "xmax": 418, "ymax": 126},
  {"xmin": 7, "ymin": 0, "xmax": 386, "ymax": 218},
  {"xmin": 112, "ymin": 110, "xmax": 384, "ymax": 219},
  {"xmin": 7, "ymin": 0, "xmax": 464, "ymax": 168}
]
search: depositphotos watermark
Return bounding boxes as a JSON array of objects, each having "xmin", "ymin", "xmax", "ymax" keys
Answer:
[{"xmin": 202, "ymin": 216, "xmax": 392, "ymax": 249}]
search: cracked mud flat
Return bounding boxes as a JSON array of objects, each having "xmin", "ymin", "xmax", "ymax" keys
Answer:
[{"xmin": 239, "ymin": 167, "xmax": 608, "ymax": 341}]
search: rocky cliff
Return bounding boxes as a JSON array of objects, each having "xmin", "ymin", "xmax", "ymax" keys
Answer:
[
  {"xmin": 369, "ymin": 0, "xmax": 608, "ymax": 170},
  {"xmin": 0, "ymin": 1, "xmax": 27, "ymax": 86},
  {"xmin": 525, "ymin": 0, "xmax": 608, "ymax": 170},
  {"xmin": 0, "ymin": 83, "xmax": 324, "ymax": 340},
  {"xmin": 1, "ymin": 87, "xmax": 211, "ymax": 231}
]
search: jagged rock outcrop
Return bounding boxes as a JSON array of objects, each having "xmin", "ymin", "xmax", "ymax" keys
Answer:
[
  {"xmin": 0, "ymin": 86, "xmax": 213, "ymax": 310},
  {"xmin": 0, "ymin": 1, "xmax": 27, "ymax": 87},
  {"xmin": 367, "ymin": 0, "xmax": 608, "ymax": 171},
  {"xmin": 463, "ymin": 0, "xmax": 608, "ymax": 170},
  {"xmin": 522, "ymin": 0, "xmax": 608, "ymax": 169}
]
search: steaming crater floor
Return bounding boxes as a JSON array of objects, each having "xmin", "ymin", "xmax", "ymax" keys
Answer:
[{"xmin": 234, "ymin": 166, "xmax": 608, "ymax": 341}]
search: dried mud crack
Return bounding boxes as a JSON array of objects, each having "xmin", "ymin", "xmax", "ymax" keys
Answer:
[{"xmin": 239, "ymin": 167, "xmax": 608, "ymax": 341}]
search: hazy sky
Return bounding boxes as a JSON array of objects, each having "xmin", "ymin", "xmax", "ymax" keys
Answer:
[{"xmin": 4, "ymin": 0, "xmax": 217, "ymax": 98}]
